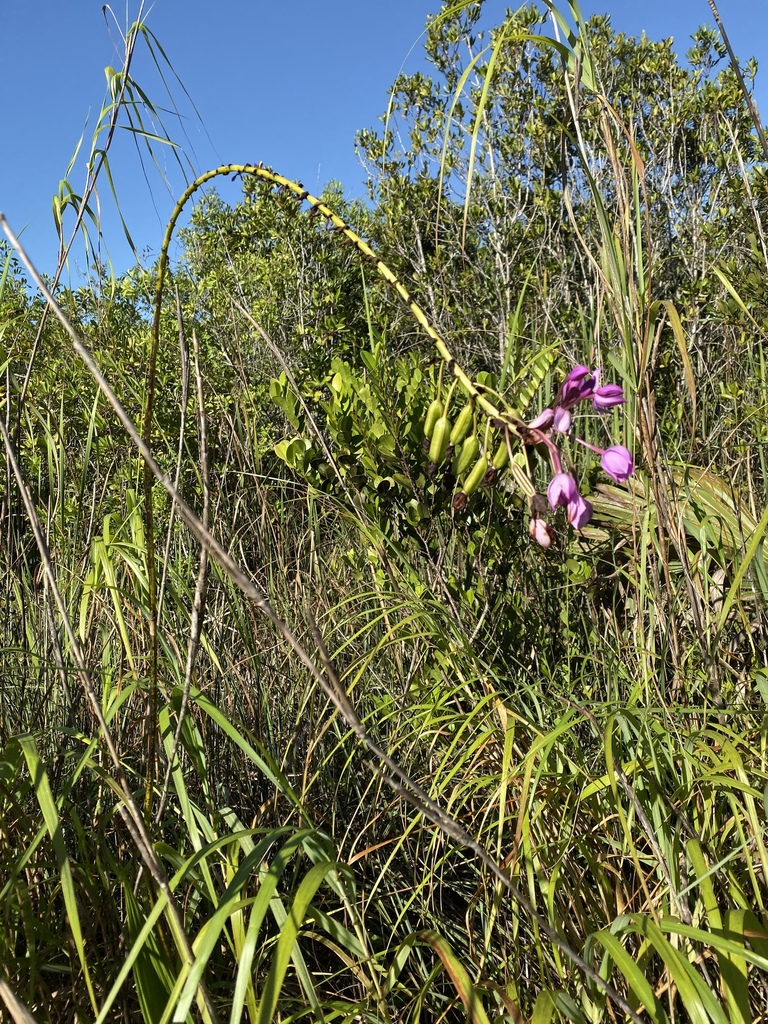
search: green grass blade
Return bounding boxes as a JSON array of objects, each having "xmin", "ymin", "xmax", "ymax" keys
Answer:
[
  {"xmin": 594, "ymin": 930, "xmax": 669, "ymax": 1024},
  {"xmin": 17, "ymin": 736, "xmax": 98, "ymax": 1015},
  {"xmin": 255, "ymin": 862, "xmax": 339, "ymax": 1024}
]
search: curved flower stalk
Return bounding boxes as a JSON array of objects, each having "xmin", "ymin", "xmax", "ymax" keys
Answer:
[{"xmin": 136, "ymin": 163, "xmax": 632, "ymax": 557}]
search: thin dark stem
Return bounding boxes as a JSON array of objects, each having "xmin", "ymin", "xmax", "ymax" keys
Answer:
[
  {"xmin": 706, "ymin": 0, "xmax": 768, "ymax": 163},
  {"xmin": 154, "ymin": 325, "xmax": 211, "ymax": 827}
]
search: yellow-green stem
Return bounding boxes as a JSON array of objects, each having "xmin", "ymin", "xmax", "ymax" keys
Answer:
[{"xmin": 142, "ymin": 163, "xmax": 530, "ymax": 813}]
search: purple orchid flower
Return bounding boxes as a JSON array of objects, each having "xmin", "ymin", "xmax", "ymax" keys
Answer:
[
  {"xmin": 547, "ymin": 472, "xmax": 592, "ymax": 529},
  {"xmin": 592, "ymin": 384, "xmax": 626, "ymax": 411},
  {"xmin": 529, "ymin": 365, "xmax": 618, "ymax": 435},
  {"xmin": 522, "ymin": 362, "xmax": 631, "ymax": 546},
  {"xmin": 600, "ymin": 445, "xmax": 634, "ymax": 483},
  {"xmin": 556, "ymin": 365, "xmax": 596, "ymax": 410}
]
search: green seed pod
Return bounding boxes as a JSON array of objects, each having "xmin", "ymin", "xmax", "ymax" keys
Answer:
[
  {"xmin": 492, "ymin": 439, "xmax": 510, "ymax": 470},
  {"xmin": 452, "ymin": 434, "xmax": 480, "ymax": 477},
  {"xmin": 423, "ymin": 399, "xmax": 443, "ymax": 440},
  {"xmin": 462, "ymin": 454, "xmax": 489, "ymax": 497},
  {"xmin": 449, "ymin": 402, "xmax": 474, "ymax": 446},
  {"xmin": 428, "ymin": 415, "xmax": 451, "ymax": 465}
]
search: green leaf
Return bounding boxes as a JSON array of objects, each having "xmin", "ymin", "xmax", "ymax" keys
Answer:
[
  {"xmin": 255, "ymin": 861, "xmax": 339, "ymax": 1024},
  {"xmin": 593, "ymin": 930, "xmax": 669, "ymax": 1023},
  {"xmin": 18, "ymin": 736, "xmax": 98, "ymax": 1015}
]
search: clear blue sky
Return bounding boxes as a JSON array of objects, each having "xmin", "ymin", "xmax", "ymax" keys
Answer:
[{"xmin": 1, "ymin": 0, "xmax": 765, "ymax": 280}]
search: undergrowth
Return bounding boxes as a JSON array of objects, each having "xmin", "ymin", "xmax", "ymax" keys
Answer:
[{"xmin": 1, "ymin": 1, "xmax": 768, "ymax": 1022}]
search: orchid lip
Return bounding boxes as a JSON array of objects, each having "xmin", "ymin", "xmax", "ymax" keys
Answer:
[{"xmin": 552, "ymin": 407, "xmax": 572, "ymax": 433}]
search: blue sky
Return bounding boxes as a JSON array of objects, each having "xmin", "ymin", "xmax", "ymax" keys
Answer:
[{"xmin": 1, "ymin": 0, "xmax": 765, "ymax": 280}]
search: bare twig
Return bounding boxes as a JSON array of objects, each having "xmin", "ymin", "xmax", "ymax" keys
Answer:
[
  {"xmin": 17, "ymin": 3, "xmax": 148, "ymax": 411},
  {"xmin": 706, "ymin": 0, "xmax": 768, "ymax": 163},
  {"xmin": 155, "ymin": 325, "xmax": 212, "ymax": 826},
  {"xmin": 0, "ymin": 974, "xmax": 38, "ymax": 1024}
]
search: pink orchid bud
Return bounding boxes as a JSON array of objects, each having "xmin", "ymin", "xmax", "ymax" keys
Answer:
[
  {"xmin": 592, "ymin": 384, "xmax": 625, "ymax": 411},
  {"xmin": 601, "ymin": 445, "xmax": 634, "ymax": 483},
  {"xmin": 529, "ymin": 517, "xmax": 556, "ymax": 548},
  {"xmin": 547, "ymin": 473, "xmax": 593, "ymax": 529}
]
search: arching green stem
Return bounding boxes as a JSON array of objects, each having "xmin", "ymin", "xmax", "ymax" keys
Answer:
[{"xmin": 142, "ymin": 163, "xmax": 531, "ymax": 814}]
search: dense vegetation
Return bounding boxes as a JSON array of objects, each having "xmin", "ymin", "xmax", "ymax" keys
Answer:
[{"xmin": 2, "ymin": 1, "xmax": 768, "ymax": 1021}]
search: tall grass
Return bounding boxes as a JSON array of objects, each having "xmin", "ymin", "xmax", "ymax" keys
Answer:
[{"xmin": 1, "ymin": 2, "xmax": 768, "ymax": 1022}]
